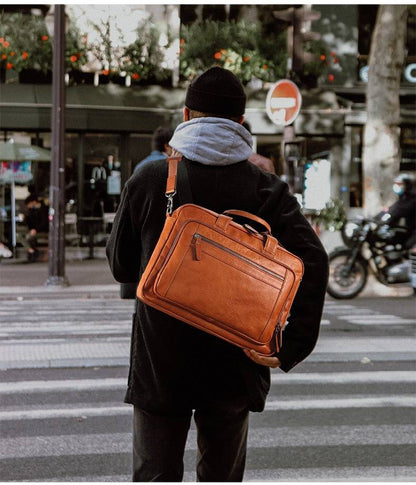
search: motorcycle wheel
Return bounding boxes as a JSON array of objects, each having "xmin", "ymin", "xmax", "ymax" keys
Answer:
[{"xmin": 327, "ymin": 249, "xmax": 368, "ymax": 299}]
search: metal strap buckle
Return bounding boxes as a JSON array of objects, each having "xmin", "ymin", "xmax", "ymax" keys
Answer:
[{"xmin": 166, "ymin": 191, "xmax": 176, "ymax": 216}]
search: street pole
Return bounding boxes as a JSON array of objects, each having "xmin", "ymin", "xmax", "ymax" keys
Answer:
[{"xmin": 46, "ymin": 4, "xmax": 69, "ymax": 287}]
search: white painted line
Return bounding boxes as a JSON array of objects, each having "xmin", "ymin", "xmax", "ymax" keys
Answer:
[
  {"xmin": 271, "ymin": 370, "xmax": 416, "ymax": 385},
  {"xmin": 0, "ymin": 377, "xmax": 125, "ymax": 393},
  {"xmin": 315, "ymin": 336, "xmax": 416, "ymax": 353},
  {"xmin": 0, "ymin": 405, "xmax": 132, "ymax": 421},
  {"xmin": 1, "ymin": 371, "xmax": 414, "ymax": 394},
  {"xmin": 265, "ymin": 395, "xmax": 415, "ymax": 410},
  {"xmin": 339, "ymin": 316, "xmax": 415, "ymax": 325},
  {"xmin": 243, "ymin": 466, "xmax": 416, "ymax": 481}
]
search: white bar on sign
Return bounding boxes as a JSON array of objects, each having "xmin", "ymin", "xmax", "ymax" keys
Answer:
[{"xmin": 270, "ymin": 97, "xmax": 296, "ymax": 109}]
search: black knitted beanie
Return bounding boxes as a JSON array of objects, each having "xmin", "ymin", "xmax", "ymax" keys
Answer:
[{"xmin": 185, "ymin": 67, "xmax": 246, "ymax": 117}]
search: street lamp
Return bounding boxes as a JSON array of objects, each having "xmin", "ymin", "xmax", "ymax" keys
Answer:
[{"xmin": 45, "ymin": 5, "xmax": 69, "ymax": 287}]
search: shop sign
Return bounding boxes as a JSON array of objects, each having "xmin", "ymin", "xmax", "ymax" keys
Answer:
[
  {"xmin": 266, "ymin": 79, "xmax": 302, "ymax": 126},
  {"xmin": 359, "ymin": 63, "xmax": 416, "ymax": 84},
  {"xmin": 0, "ymin": 161, "xmax": 33, "ymax": 184}
]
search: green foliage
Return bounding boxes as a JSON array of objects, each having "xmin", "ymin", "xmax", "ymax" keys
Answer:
[
  {"xmin": 120, "ymin": 22, "xmax": 170, "ymax": 82},
  {"xmin": 315, "ymin": 198, "xmax": 348, "ymax": 231},
  {"xmin": 179, "ymin": 20, "xmax": 287, "ymax": 83},
  {"xmin": 65, "ymin": 25, "xmax": 88, "ymax": 71},
  {"xmin": 0, "ymin": 12, "xmax": 87, "ymax": 74},
  {"xmin": 86, "ymin": 16, "xmax": 121, "ymax": 73}
]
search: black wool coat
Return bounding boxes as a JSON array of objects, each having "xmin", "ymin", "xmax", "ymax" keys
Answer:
[{"xmin": 106, "ymin": 157, "xmax": 328, "ymax": 414}]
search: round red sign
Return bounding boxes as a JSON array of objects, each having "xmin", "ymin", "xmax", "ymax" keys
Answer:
[{"xmin": 266, "ymin": 80, "xmax": 302, "ymax": 126}]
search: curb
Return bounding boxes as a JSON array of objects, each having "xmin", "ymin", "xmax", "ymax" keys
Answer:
[{"xmin": 0, "ymin": 284, "xmax": 121, "ymax": 300}]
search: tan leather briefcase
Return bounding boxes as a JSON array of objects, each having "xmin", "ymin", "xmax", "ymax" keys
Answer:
[{"xmin": 137, "ymin": 156, "xmax": 304, "ymax": 356}]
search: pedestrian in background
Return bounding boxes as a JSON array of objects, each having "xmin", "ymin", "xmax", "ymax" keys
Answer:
[
  {"xmin": 121, "ymin": 126, "xmax": 174, "ymax": 298},
  {"xmin": 23, "ymin": 194, "xmax": 49, "ymax": 262},
  {"xmin": 133, "ymin": 126, "xmax": 174, "ymax": 173},
  {"xmin": 387, "ymin": 173, "xmax": 416, "ymax": 249},
  {"xmin": 107, "ymin": 67, "xmax": 328, "ymax": 482},
  {"xmin": 243, "ymin": 121, "xmax": 276, "ymax": 174}
]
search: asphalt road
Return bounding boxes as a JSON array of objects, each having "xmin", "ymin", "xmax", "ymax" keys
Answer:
[{"xmin": 0, "ymin": 294, "xmax": 415, "ymax": 481}]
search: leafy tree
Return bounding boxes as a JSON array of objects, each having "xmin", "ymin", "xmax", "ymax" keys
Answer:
[{"xmin": 362, "ymin": 5, "xmax": 408, "ymax": 215}]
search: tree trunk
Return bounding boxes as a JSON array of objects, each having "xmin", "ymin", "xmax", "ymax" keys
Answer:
[{"xmin": 362, "ymin": 5, "xmax": 407, "ymax": 215}]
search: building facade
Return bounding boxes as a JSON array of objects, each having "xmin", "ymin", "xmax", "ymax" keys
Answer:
[{"xmin": 0, "ymin": 4, "xmax": 415, "ymax": 248}]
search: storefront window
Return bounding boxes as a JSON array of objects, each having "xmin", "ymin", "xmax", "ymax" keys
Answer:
[
  {"xmin": 128, "ymin": 133, "xmax": 153, "ymax": 175},
  {"xmin": 83, "ymin": 134, "xmax": 122, "ymax": 217},
  {"xmin": 400, "ymin": 125, "xmax": 416, "ymax": 172}
]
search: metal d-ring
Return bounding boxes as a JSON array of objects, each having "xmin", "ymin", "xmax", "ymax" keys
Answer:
[{"xmin": 166, "ymin": 191, "xmax": 176, "ymax": 216}]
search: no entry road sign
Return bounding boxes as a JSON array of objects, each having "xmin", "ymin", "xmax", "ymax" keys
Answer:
[{"xmin": 266, "ymin": 79, "xmax": 302, "ymax": 126}]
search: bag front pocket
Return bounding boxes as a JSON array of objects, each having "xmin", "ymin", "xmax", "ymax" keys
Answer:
[{"xmin": 154, "ymin": 230, "xmax": 285, "ymax": 344}]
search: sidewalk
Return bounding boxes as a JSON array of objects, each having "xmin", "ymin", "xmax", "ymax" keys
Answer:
[
  {"xmin": 0, "ymin": 251, "xmax": 412, "ymax": 299},
  {"xmin": 0, "ymin": 256, "xmax": 121, "ymax": 299}
]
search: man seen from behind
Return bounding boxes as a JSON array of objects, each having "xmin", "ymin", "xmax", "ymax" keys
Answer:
[{"xmin": 106, "ymin": 67, "xmax": 329, "ymax": 482}]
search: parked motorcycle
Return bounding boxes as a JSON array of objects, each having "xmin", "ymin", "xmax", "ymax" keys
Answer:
[{"xmin": 327, "ymin": 213, "xmax": 415, "ymax": 299}]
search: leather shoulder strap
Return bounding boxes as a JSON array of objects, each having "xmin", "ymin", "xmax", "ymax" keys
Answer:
[{"xmin": 165, "ymin": 155, "xmax": 182, "ymax": 196}]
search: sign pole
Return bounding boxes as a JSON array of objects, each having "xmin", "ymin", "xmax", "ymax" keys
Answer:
[
  {"xmin": 10, "ymin": 170, "xmax": 16, "ymax": 257},
  {"xmin": 265, "ymin": 80, "xmax": 302, "ymax": 193}
]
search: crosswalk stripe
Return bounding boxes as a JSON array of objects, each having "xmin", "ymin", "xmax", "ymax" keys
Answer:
[
  {"xmin": 1, "ymin": 371, "xmax": 414, "ymax": 394},
  {"xmin": 0, "ymin": 395, "xmax": 414, "ymax": 421},
  {"xmin": 339, "ymin": 316, "xmax": 415, "ymax": 325},
  {"xmin": 242, "ymin": 467, "xmax": 416, "ymax": 481},
  {"xmin": 0, "ymin": 309, "xmax": 132, "ymax": 316},
  {"xmin": 265, "ymin": 396, "xmax": 415, "ymax": 410},
  {"xmin": 271, "ymin": 370, "xmax": 416, "ymax": 384}
]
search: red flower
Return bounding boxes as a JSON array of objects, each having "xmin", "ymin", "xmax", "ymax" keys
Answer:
[
  {"xmin": 328, "ymin": 74, "xmax": 334, "ymax": 82},
  {"xmin": 243, "ymin": 56, "xmax": 250, "ymax": 62},
  {"xmin": 70, "ymin": 55, "xmax": 78, "ymax": 62},
  {"xmin": 3, "ymin": 40, "xmax": 9, "ymax": 48},
  {"xmin": 102, "ymin": 69, "xmax": 109, "ymax": 76},
  {"xmin": 22, "ymin": 52, "xmax": 28, "ymax": 60},
  {"xmin": 214, "ymin": 52, "xmax": 221, "ymax": 60},
  {"xmin": 330, "ymin": 51, "xmax": 336, "ymax": 57},
  {"xmin": 6, "ymin": 62, "xmax": 13, "ymax": 70},
  {"xmin": 132, "ymin": 73, "xmax": 140, "ymax": 80},
  {"xmin": 10, "ymin": 51, "xmax": 15, "ymax": 56},
  {"xmin": 333, "ymin": 58, "xmax": 339, "ymax": 64},
  {"xmin": 1, "ymin": 54, "xmax": 6, "ymax": 60},
  {"xmin": 262, "ymin": 64, "xmax": 268, "ymax": 70},
  {"xmin": 42, "ymin": 35, "xmax": 49, "ymax": 41},
  {"xmin": 320, "ymin": 54, "xmax": 326, "ymax": 61},
  {"xmin": 0, "ymin": 38, "xmax": 4, "ymax": 44}
]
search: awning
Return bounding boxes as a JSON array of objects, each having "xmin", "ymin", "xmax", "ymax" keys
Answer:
[
  {"xmin": 0, "ymin": 82, "xmax": 348, "ymax": 136},
  {"xmin": 0, "ymin": 83, "xmax": 186, "ymax": 132}
]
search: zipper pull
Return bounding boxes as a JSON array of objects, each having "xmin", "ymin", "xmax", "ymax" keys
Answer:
[
  {"xmin": 193, "ymin": 234, "xmax": 202, "ymax": 261},
  {"xmin": 275, "ymin": 324, "xmax": 283, "ymax": 351}
]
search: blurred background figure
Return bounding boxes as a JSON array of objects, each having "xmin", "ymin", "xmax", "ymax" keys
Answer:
[
  {"xmin": 134, "ymin": 126, "xmax": 174, "ymax": 173},
  {"xmin": 23, "ymin": 194, "xmax": 49, "ymax": 262},
  {"xmin": 386, "ymin": 173, "xmax": 415, "ymax": 249},
  {"xmin": 242, "ymin": 122, "xmax": 275, "ymax": 174}
]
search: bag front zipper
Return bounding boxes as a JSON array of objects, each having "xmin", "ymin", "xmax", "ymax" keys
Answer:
[{"xmin": 192, "ymin": 233, "xmax": 285, "ymax": 281}]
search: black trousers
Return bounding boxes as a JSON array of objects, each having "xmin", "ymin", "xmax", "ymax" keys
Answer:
[{"xmin": 132, "ymin": 402, "xmax": 249, "ymax": 482}]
